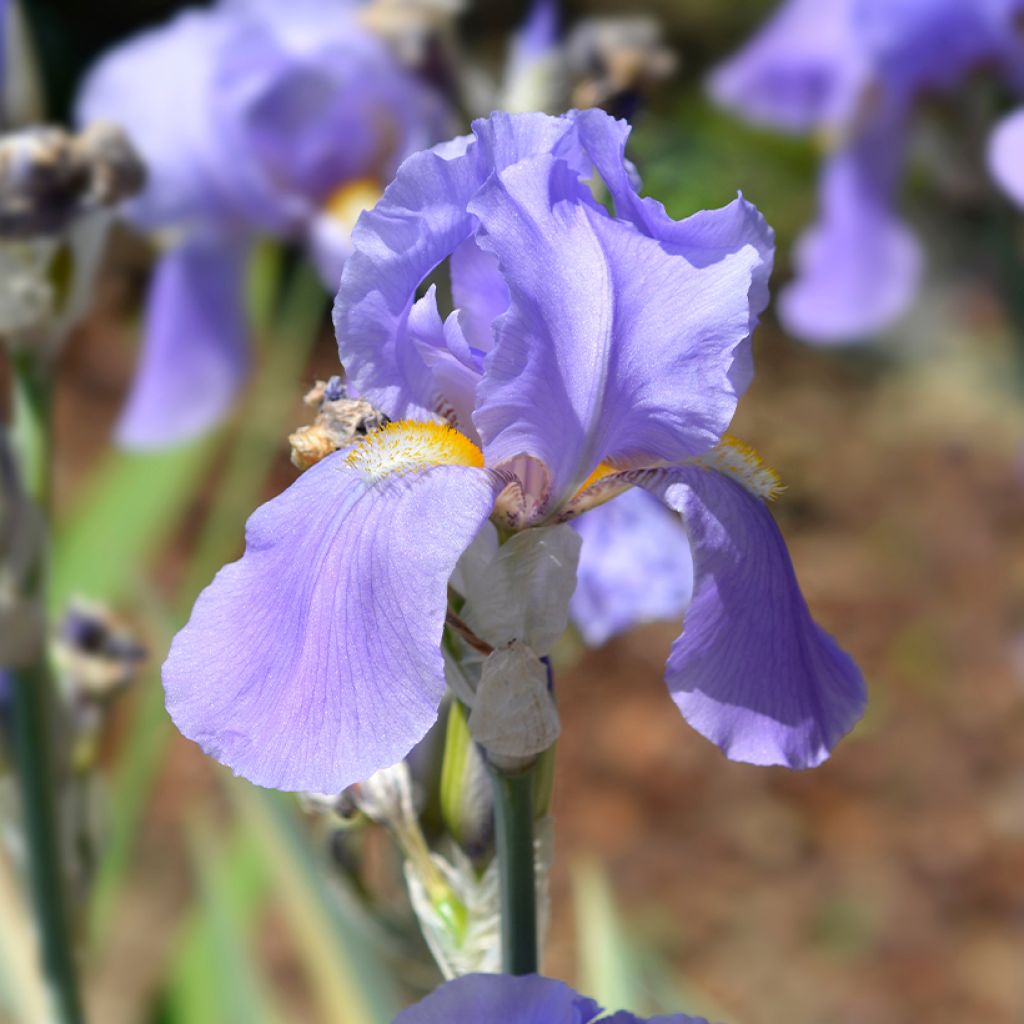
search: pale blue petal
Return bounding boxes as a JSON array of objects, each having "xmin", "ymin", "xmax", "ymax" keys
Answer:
[
  {"xmin": 75, "ymin": 8, "xmax": 241, "ymax": 230},
  {"xmin": 394, "ymin": 974, "xmax": 603, "ymax": 1024},
  {"xmin": 708, "ymin": 0, "xmax": 866, "ymax": 133},
  {"xmin": 164, "ymin": 454, "xmax": 499, "ymax": 792},
  {"xmin": 641, "ymin": 466, "xmax": 867, "ymax": 769},
  {"xmin": 571, "ymin": 488, "xmax": 693, "ymax": 647},
  {"xmin": 778, "ymin": 108, "xmax": 921, "ymax": 344},
  {"xmin": 117, "ymin": 237, "xmax": 249, "ymax": 449},
  {"xmin": 470, "ymin": 150, "xmax": 768, "ymax": 510},
  {"xmin": 335, "ymin": 139, "xmax": 486, "ymax": 421}
]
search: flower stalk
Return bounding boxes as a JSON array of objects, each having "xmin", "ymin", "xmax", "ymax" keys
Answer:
[
  {"xmin": 488, "ymin": 761, "xmax": 538, "ymax": 975},
  {"xmin": 8, "ymin": 349, "xmax": 85, "ymax": 1024}
]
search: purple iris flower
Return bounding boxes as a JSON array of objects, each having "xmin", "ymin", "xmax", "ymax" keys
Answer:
[
  {"xmin": 393, "ymin": 973, "xmax": 714, "ymax": 1024},
  {"xmin": 76, "ymin": 0, "xmax": 452, "ymax": 448},
  {"xmin": 710, "ymin": 0, "xmax": 1024, "ymax": 343},
  {"xmin": 570, "ymin": 487, "xmax": 693, "ymax": 647},
  {"xmin": 163, "ymin": 110, "xmax": 866, "ymax": 794}
]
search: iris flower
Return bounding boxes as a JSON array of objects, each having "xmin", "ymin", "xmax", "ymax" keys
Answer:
[
  {"xmin": 710, "ymin": 0, "xmax": 1024, "ymax": 344},
  {"xmin": 163, "ymin": 110, "xmax": 866, "ymax": 794},
  {"xmin": 76, "ymin": 0, "xmax": 452, "ymax": 448},
  {"xmin": 393, "ymin": 973, "xmax": 713, "ymax": 1024}
]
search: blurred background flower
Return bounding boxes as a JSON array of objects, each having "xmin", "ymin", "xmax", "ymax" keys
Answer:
[
  {"xmin": 710, "ymin": 0, "xmax": 1024, "ymax": 344},
  {"xmin": 76, "ymin": 0, "xmax": 455, "ymax": 448}
]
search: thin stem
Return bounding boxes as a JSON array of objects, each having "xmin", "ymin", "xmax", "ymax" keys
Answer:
[
  {"xmin": 11, "ymin": 350, "xmax": 53, "ymax": 511},
  {"xmin": 9, "ymin": 351, "xmax": 86, "ymax": 1024},
  {"xmin": 488, "ymin": 764, "xmax": 538, "ymax": 975}
]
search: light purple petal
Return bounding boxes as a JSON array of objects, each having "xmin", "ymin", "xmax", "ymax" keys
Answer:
[
  {"xmin": 449, "ymin": 236, "xmax": 509, "ymax": 353},
  {"xmin": 568, "ymin": 109, "xmax": 774, "ymax": 393},
  {"xmin": 394, "ymin": 974, "xmax": 603, "ymax": 1024},
  {"xmin": 571, "ymin": 488, "xmax": 693, "ymax": 647},
  {"xmin": 853, "ymin": 0, "xmax": 1016, "ymax": 97},
  {"xmin": 334, "ymin": 112, "xmax": 589, "ymax": 423},
  {"xmin": 164, "ymin": 454, "xmax": 499, "ymax": 793},
  {"xmin": 707, "ymin": 0, "xmax": 867, "ymax": 133},
  {"xmin": 335, "ymin": 140, "xmax": 485, "ymax": 421},
  {"xmin": 509, "ymin": 0, "xmax": 559, "ymax": 70},
  {"xmin": 117, "ymin": 237, "xmax": 249, "ymax": 449},
  {"xmin": 78, "ymin": 0, "xmax": 452, "ymax": 240},
  {"xmin": 500, "ymin": 0, "xmax": 561, "ymax": 112},
  {"xmin": 470, "ymin": 110, "xmax": 591, "ymax": 178},
  {"xmin": 641, "ymin": 466, "xmax": 867, "ymax": 769},
  {"xmin": 469, "ymin": 151, "xmax": 768, "ymax": 511},
  {"xmin": 989, "ymin": 107, "xmax": 1024, "ymax": 208},
  {"xmin": 779, "ymin": 110, "xmax": 922, "ymax": 344},
  {"xmin": 75, "ymin": 8, "xmax": 242, "ymax": 230},
  {"xmin": 307, "ymin": 209, "xmax": 356, "ymax": 290},
  {"xmin": 213, "ymin": 8, "xmax": 451, "ymax": 224}
]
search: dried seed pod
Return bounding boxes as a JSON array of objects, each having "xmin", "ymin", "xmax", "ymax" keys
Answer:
[
  {"xmin": 0, "ymin": 122, "xmax": 145, "ymax": 237},
  {"xmin": 468, "ymin": 641, "xmax": 561, "ymax": 774},
  {"xmin": 288, "ymin": 376, "xmax": 390, "ymax": 470}
]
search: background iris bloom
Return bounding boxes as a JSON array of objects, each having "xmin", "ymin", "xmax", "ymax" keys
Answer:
[
  {"xmin": 710, "ymin": 0, "xmax": 1024, "ymax": 344},
  {"xmin": 162, "ymin": 110, "xmax": 867, "ymax": 794},
  {"xmin": 393, "ymin": 972, "xmax": 712, "ymax": 1023},
  {"xmin": 76, "ymin": 0, "xmax": 452, "ymax": 448}
]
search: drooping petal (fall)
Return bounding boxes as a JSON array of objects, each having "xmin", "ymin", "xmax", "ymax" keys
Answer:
[
  {"xmin": 778, "ymin": 109, "xmax": 921, "ymax": 344},
  {"xmin": 117, "ymin": 237, "xmax": 250, "ymax": 449},
  {"xmin": 641, "ymin": 465, "xmax": 866, "ymax": 769},
  {"xmin": 164, "ymin": 442, "xmax": 500, "ymax": 792}
]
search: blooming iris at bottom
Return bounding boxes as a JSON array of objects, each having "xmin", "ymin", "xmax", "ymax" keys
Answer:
[
  {"xmin": 392, "ymin": 973, "xmax": 713, "ymax": 1023},
  {"xmin": 163, "ymin": 110, "xmax": 866, "ymax": 795}
]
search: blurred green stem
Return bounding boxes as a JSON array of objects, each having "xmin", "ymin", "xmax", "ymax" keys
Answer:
[
  {"xmin": 9, "ymin": 351, "xmax": 86, "ymax": 1024},
  {"xmin": 488, "ymin": 764, "xmax": 538, "ymax": 975}
]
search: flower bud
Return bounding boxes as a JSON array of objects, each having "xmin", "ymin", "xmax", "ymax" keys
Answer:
[
  {"xmin": 439, "ymin": 699, "xmax": 493, "ymax": 858},
  {"xmin": 455, "ymin": 524, "xmax": 581, "ymax": 657},
  {"xmin": 468, "ymin": 641, "xmax": 560, "ymax": 774},
  {"xmin": 0, "ymin": 123, "xmax": 144, "ymax": 238},
  {"xmin": 0, "ymin": 123, "xmax": 143, "ymax": 350}
]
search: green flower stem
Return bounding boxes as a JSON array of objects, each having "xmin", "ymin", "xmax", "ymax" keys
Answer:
[
  {"xmin": 488, "ymin": 763, "xmax": 538, "ymax": 975},
  {"xmin": 9, "ymin": 351, "xmax": 86, "ymax": 1024}
]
